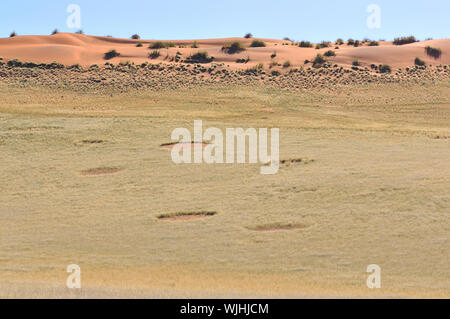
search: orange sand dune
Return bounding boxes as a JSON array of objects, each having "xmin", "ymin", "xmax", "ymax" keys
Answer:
[{"xmin": 0, "ymin": 33, "xmax": 448, "ymax": 69}]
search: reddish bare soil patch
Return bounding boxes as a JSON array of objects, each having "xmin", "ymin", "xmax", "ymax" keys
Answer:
[
  {"xmin": 157, "ymin": 211, "xmax": 217, "ymax": 221},
  {"xmin": 81, "ymin": 139, "xmax": 105, "ymax": 145},
  {"xmin": 280, "ymin": 158, "xmax": 315, "ymax": 166},
  {"xmin": 80, "ymin": 167, "xmax": 124, "ymax": 176},
  {"xmin": 247, "ymin": 223, "xmax": 308, "ymax": 232},
  {"xmin": 160, "ymin": 142, "xmax": 210, "ymax": 150}
]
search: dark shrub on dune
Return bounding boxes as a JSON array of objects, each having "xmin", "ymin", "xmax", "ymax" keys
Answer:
[
  {"xmin": 324, "ymin": 50, "xmax": 336, "ymax": 57},
  {"xmin": 185, "ymin": 51, "xmax": 214, "ymax": 63},
  {"xmin": 149, "ymin": 41, "xmax": 175, "ymax": 49},
  {"xmin": 222, "ymin": 41, "xmax": 246, "ymax": 54},
  {"xmin": 312, "ymin": 54, "xmax": 326, "ymax": 68},
  {"xmin": 299, "ymin": 41, "xmax": 313, "ymax": 48},
  {"xmin": 244, "ymin": 33, "xmax": 253, "ymax": 39},
  {"xmin": 104, "ymin": 50, "xmax": 120, "ymax": 60},
  {"xmin": 393, "ymin": 36, "xmax": 417, "ymax": 45},
  {"xmin": 250, "ymin": 40, "xmax": 266, "ymax": 47},
  {"xmin": 149, "ymin": 50, "xmax": 161, "ymax": 59},
  {"xmin": 379, "ymin": 64, "xmax": 392, "ymax": 73},
  {"xmin": 131, "ymin": 34, "xmax": 140, "ymax": 40},
  {"xmin": 10, "ymin": 31, "xmax": 17, "ymax": 37},
  {"xmin": 425, "ymin": 46, "xmax": 442, "ymax": 59},
  {"xmin": 414, "ymin": 57, "xmax": 426, "ymax": 66},
  {"xmin": 315, "ymin": 41, "xmax": 331, "ymax": 49}
]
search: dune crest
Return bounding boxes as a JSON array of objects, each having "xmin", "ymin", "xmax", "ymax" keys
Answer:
[{"xmin": 0, "ymin": 33, "xmax": 448, "ymax": 69}]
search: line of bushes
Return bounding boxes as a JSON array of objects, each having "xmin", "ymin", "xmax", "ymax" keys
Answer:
[
  {"xmin": 393, "ymin": 36, "xmax": 417, "ymax": 45},
  {"xmin": 6, "ymin": 59, "xmax": 64, "ymax": 69}
]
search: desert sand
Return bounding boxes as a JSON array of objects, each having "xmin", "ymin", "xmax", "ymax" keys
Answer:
[{"xmin": 0, "ymin": 33, "xmax": 448, "ymax": 69}]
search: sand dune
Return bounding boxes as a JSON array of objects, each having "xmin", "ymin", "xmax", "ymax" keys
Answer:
[{"xmin": 0, "ymin": 33, "xmax": 448, "ymax": 69}]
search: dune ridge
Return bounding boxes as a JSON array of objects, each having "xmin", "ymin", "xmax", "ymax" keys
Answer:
[{"xmin": 0, "ymin": 33, "xmax": 448, "ymax": 69}]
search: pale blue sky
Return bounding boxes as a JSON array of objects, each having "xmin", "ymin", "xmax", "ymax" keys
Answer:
[{"xmin": 1, "ymin": 0, "xmax": 448, "ymax": 41}]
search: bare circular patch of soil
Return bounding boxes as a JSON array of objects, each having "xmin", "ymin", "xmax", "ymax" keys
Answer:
[
  {"xmin": 160, "ymin": 142, "xmax": 210, "ymax": 150},
  {"xmin": 247, "ymin": 223, "xmax": 308, "ymax": 232},
  {"xmin": 157, "ymin": 211, "xmax": 217, "ymax": 221},
  {"xmin": 81, "ymin": 139, "xmax": 105, "ymax": 145},
  {"xmin": 279, "ymin": 158, "xmax": 315, "ymax": 166},
  {"xmin": 80, "ymin": 166, "xmax": 124, "ymax": 176}
]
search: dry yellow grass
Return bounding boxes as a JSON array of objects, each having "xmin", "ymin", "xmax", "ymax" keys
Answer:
[{"xmin": 0, "ymin": 79, "xmax": 449, "ymax": 298}]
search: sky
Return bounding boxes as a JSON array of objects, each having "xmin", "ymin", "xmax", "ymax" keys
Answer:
[{"xmin": 0, "ymin": 0, "xmax": 449, "ymax": 42}]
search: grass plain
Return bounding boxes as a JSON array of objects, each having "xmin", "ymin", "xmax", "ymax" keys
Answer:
[{"xmin": 0, "ymin": 79, "xmax": 449, "ymax": 298}]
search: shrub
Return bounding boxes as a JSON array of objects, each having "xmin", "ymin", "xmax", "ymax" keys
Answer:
[
  {"xmin": 191, "ymin": 41, "xmax": 199, "ymax": 48},
  {"xmin": 299, "ymin": 41, "xmax": 313, "ymax": 48},
  {"xmin": 51, "ymin": 29, "xmax": 59, "ymax": 35},
  {"xmin": 271, "ymin": 51, "xmax": 277, "ymax": 59},
  {"xmin": 250, "ymin": 40, "xmax": 266, "ymax": 47},
  {"xmin": 7, "ymin": 59, "xmax": 22, "ymax": 67},
  {"xmin": 283, "ymin": 60, "xmax": 291, "ymax": 68},
  {"xmin": 271, "ymin": 70, "xmax": 280, "ymax": 76},
  {"xmin": 312, "ymin": 54, "xmax": 326, "ymax": 68},
  {"xmin": 368, "ymin": 41, "xmax": 379, "ymax": 46},
  {"xmin": 149, "ymin": 41, "xmax": 175, "ymax": 49},
  {"xmin": 352, "ymin": 60, "xmax": 360, "ymax": 66},
  {"xmin": 76, "ymin": 30, "xmax": 84, "ymax": 34},
  {"xmin": 324, "ymin": 50, "xmax": 336, "ymax": 57},
  {"xmin": 104, "ymin": 49, "xmax": 120, "ymax": 60},
  {"xmin": 353, "ymin": 40, "xmax": 361, "ymax": 47},
  {"xmin": 379, "ymin": 64, "xmax": 391, "ymax": 73},
  {"xmin": 46, "ymin": 61, "xmax": 64, "ymax": 69},
  {"xmin": 244, "ymin": 33, "xmax": 253, "ymax": 39},
  {"xmin": 336, "ymin": 38, "xmax": 344, "ymax": 45},
  {"xmin": 185, "ymin": 51, "xmax": 214, "ymax": 63},
  {"xmin": 136, "ymin": 42, "xmax": 143, "ymax": 47},
  {"xmin": 236, "ymin": 56, "xmax": 250, "ymax": 63},
  {"xmin": 425, "ymin": 46, "xmax": 442, "ymax": 59},
  {"xmin": 315, "ymin": 41, "xmax": 331, "ymax": 49},
  {"xmin": 347, "ymin": 39, "xmax": 355, "ymax": 45},
  {"xmin": 247, "ymin": 63, "xmax": 264, "ymax": 73},
  {"xmin": 68, "ymin": 63, "xmax": 82, "ymax": 70},
  {"xmin": 222, "ymin": 41, "xmax": 246, "ymax": 54},
  {"xmin": 131, "ymin": 34, "xmax": 140, "ymax": 40},
  {"xmin": 10, "ymin": 31, "xmax": 17, "ymax": 37},
  {"xmin": 414, "ymin": 57, "xmax": 426, "ymax": 66},
  {"xmin": 149, "ymin": 50, "xmax": 161, "ymax": 59},
  {"xmin": 393, "ymin": 36, "xmax": 417, "ymax": 45}
]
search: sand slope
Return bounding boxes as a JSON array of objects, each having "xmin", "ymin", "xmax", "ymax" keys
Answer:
[{"xmin": 0, "ymin": 33, "xmax": 449, "ymax": 69}]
